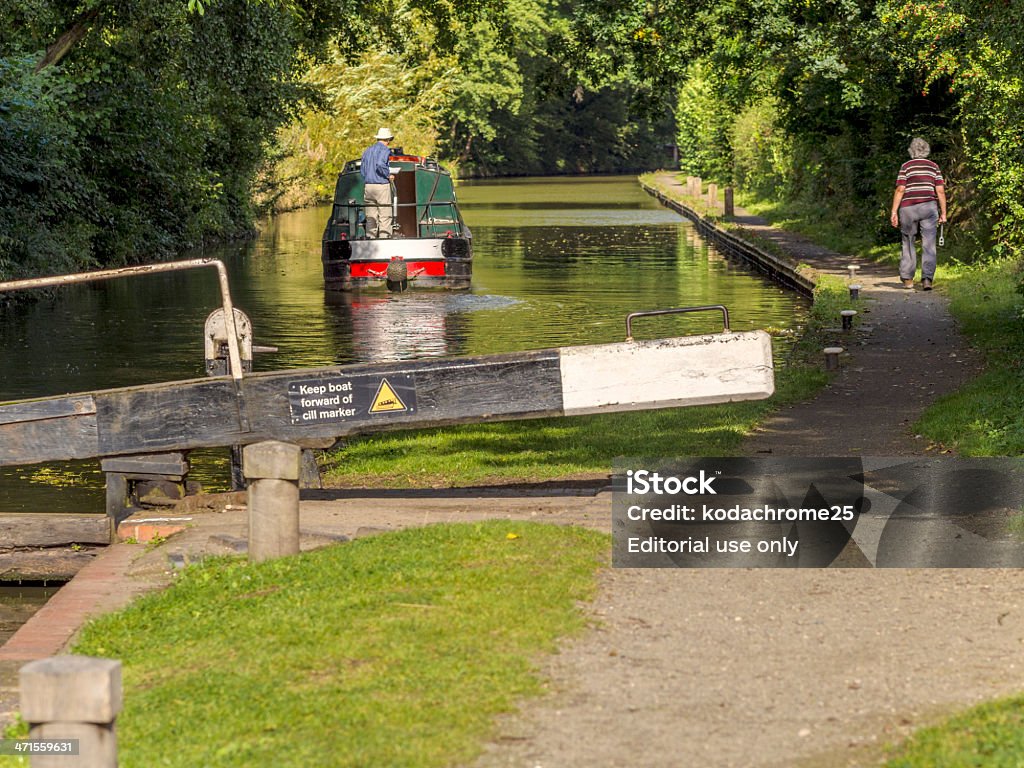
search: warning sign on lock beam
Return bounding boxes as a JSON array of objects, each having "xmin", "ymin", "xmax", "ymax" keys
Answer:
[
  {"xmin": 369, "ymin": 378, "xmax": 408, "ymax": 413},
  {"xmin": 287, "ymin": 373, "xmax": 416, "ymax": 425}
]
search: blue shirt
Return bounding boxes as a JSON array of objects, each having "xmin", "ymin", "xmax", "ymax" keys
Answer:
[{"xmin": 360, "ymin": 141, "xmax": 392, "ymax": 185}]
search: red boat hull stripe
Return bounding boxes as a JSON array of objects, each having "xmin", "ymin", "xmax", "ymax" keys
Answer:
[{"xmin": 349, "ymin": 262, "xmax": 446, "ymax": 278}]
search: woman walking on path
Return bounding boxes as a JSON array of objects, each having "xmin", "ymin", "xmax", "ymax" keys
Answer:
[{"xmin": 890, "ymin": 137, "xmax": 947, "ymax": 290}]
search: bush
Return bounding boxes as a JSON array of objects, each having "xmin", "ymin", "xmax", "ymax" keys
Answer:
[
  {"xmin": 731, "ymin": 99, "xmax": 790, "ymax": 195},
  {"xmin": 0, "ymin": 56, "xmax": 95, "ymax": 280}
]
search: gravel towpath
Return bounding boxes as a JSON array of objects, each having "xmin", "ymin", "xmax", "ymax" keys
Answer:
[{"xmin": 468, "ymin": 178, "xmax": 1022, "ymax": 768}]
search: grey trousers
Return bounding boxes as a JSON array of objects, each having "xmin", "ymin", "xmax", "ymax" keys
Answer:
[
  {"xmin": 898, "ymin": 201, "xmax": 939, "ymax": 281},
  {"xmin": 364, "ymin": 183, "xmax": 393, "ymax": 238}
]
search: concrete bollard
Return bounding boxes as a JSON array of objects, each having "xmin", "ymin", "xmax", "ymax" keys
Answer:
[
  {"xmin": 847, "ymin": 264, "xmax": 860, "ymax": 281},
  {"xmin": 20, "ymin": 656, "xmax": 122, "ymax": 768},
  {"xmin": 849, "ymin": 284, "xmax": 861, "ymax": 301},
  {"xmin": 693, "ymin": 176, "xmax": 702, "ymax": 197},
  {"xmin": 724, "ymin": 187, "xmax": 734, "ymax": 217},
  {"xmin": 840, "ymin": 309, "xmax": 857, "ymax": 331},
  {"xmin": 244, "ymin": 440, "xmax": 301, "ymax": 562},
  {"xmin": 707, "ymin": 183, "xmax": 718, "ymax": 207},
  {"xmin": 824, "ymin": 347, "xmax": 844, "ymax": 371}
]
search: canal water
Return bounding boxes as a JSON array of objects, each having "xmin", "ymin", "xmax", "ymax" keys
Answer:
[
  {"xmin": 0, "ymin": 175, "xmax": 809, "ymax": 514},
  {"xmin": 0, "ymin": 586, "xmax": 60, "ymax": 642}
]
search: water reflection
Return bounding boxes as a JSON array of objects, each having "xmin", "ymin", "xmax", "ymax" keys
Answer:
[
  {"xmin": 0, "ymin": 175, "xmax": 808, "ymax": 512},
  {"xmin": 325, "ymin": 292, "xmax": 526, "ymax": 363}
]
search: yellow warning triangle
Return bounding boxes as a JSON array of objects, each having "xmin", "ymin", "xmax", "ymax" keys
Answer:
[{"xmin": 370, "ymin": 378, "xmax": 408, "ymax": 413}]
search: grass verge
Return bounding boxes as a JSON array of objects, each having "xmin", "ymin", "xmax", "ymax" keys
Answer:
[
  {"xmin": 914, "ymin": 257, "xmax": 1024, "ymax": 455},
  {"xmin": 51, "ymin": 522, "xmax": 607, "ymax": 768},
  {"xmin": 734, "ymin": 193, "xmax": 901, "ymax": 266},
  {"xmin": 322, "ymin": 390, "xmax": 804, "ymax": 488},
  {"xmin": 883, "ymin": 695, "xmax": 1024, "ymax": 767}
]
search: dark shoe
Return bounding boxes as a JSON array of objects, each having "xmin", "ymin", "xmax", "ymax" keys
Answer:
[
  {"xmin": 901, "ymin": 279, "xmax": 915, "ymax": 289},
  {"xmin": 923, "ymin": 278, "xmax": 933, "ymax": 291}
]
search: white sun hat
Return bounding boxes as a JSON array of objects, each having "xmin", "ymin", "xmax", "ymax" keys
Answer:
[{"xmin": 375, "ymin": 127, "xmax": 394, "ymax": 140}]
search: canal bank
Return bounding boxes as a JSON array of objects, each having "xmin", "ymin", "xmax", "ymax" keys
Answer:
[{"xmin": 0, "ymin": 487, "xmax": 613, "ymax": 727}]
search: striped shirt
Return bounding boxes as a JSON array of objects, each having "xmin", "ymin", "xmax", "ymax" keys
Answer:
[{"xmin": 896, "ymin": 159, "xmax": 944, "ymax": 207}]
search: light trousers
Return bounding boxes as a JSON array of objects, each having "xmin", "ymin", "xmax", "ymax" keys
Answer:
[
  {"xmin": 364, "ymin": 183, "xmax": 393, "ymax": 238},
  {"xmin": 898, "ymin": 201, "xmax": 939, "ymax": 281}
]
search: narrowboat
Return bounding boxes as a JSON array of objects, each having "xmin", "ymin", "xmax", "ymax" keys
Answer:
[{"xmin": 321, "ymin": 153, "xmax": 472, "ymax": 291}]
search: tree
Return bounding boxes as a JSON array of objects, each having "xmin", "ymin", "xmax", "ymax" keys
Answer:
[{"xmin": 0, "ymin": 0, "xmax": 500, "ymax": 277}]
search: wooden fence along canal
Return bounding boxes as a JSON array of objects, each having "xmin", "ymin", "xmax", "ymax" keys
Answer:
[{"xmin": 0, "ymin": 259, "xmax": 775, "ymax": 579}]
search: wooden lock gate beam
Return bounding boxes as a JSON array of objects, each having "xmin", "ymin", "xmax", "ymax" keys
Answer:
[{"xmin": 0, "ymin": 326, "xmax": 774, "ymax": 466}]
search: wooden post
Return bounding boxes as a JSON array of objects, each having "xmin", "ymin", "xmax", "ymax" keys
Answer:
[
  {"xmin": 849, "ymin": 284, "xmax": 861, "ymax": 301},
  {"xmin": 707, "ymin": 183, "xmax": 718, "ymax": 209},
  {"xmin": 244, "ymin": 440, "xmax": 301, "ymax": 562},
  {"xmin": 824, "ymin": 347, "xmax": 843, "ymax": 371},
  {"xmin": 300, "ymin": 450, "xmax": 323, "ymax": 490},
  {"xmin": 724, "ymin": 187, "xmax": 734, "ymax": 217},
  {"xmin": 20, "ymin": 656, "xmax": 122, "ymax": 767},
  {"xmin": 103, "ymin": 472, "xmax": 128, "ymax": 527},
  {"xmin": 693, "ymin": 177, "xmax": 702, "ymax": 197},
  {"xmin": 841, "ymin": 310, "xmax": 857, "ymax": 331}
]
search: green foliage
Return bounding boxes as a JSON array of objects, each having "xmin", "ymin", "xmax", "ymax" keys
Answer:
[
  {"xmin": 0, "ymin": 0, "xmax": 311, "ymax": 275},
  {"xmin": 441, "ymin": 10, "xmax": 530, "ymax": 167},
  {"xmin": 0, "ymin": 56, "xmax": 95, "ymax": 280},
  {"xmin": 269, "ymin": 0, "xmax": 677, "ymax": 194},
  {"xmin": 272, "ymin": 47, "xmax": 452, "ymax": 210},
  {"xmin": 916, "ymin": 257, "xmax": 1024, "ymax": 456},
  {"xmin": 730, "ymin": 99, "xmax": 791, "ymax": 195},
  {"xmin": 71, "ymin": 522, "xmax": 608, "ymax": 767},
  {"xmin": 675, "ymin": 66, "xmax": 734, "ymax": 182},
  {"xmin": 0, "ymin": 0, "xmax": 503, "ymax": 277},
  {"xmin": 884, "ymin": 693, "xmax": 1024, "ymax": 767},
  {"xmin": 571, "ymin": 0, "xmax": 1024, "ymax": 262},
  {"xmin": 445, "ymin": 0, "xmax": 675, "ymax": 177}
]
